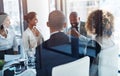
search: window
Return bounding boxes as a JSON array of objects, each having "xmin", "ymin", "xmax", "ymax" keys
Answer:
[
  {"xmin": 3, "ymin": 0, "xmax": 23, "ymax": 37},
  {"xmin": 49, "ymin": 0, "xmax": 56, "ymax": 12},
  {"xmin": 65, "ymin": 0, "xmax": 99, "ymax": 28}
]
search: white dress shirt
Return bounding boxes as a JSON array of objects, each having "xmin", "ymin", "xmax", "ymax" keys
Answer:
[{"xmin": 22, "ymin": 28, "xmax": 37, "ymax": 56}]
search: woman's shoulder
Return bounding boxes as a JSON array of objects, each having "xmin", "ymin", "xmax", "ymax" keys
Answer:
[{"xmin": 23, "ymin": 28, "xmax": 31, "ymax": 35}]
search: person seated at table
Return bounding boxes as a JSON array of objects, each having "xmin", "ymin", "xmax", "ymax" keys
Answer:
[{"xmin": 0, "ymin": 12, "xmax": 18, "ymax": 59}]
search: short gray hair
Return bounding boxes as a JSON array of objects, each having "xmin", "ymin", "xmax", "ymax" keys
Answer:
[{"xmin": 48, "ymin": 10, "xmax": 66, "ymax": 30}]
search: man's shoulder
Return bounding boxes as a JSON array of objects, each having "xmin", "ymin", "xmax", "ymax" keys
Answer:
[{"xmin": 42, "ymin": 32, "xmax": 69, "ymax": 48}]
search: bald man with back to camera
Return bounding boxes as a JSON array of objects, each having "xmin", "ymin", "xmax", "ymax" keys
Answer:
[
  {"xmin": 35, "ymin": 10, "xmax": 70, "ymax": 75},
  {"xmin": 43, "ymin": 10, "xmax": 70, "ymax": 47}
]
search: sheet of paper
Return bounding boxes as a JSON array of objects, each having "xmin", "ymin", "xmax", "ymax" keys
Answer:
[{"xmin": 5, "ymin": 55, "xmax": 21, "ymax": 62}]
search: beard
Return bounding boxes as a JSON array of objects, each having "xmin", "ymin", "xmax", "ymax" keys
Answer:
[{"xmin": 71, "ymin": 22, "xmax": 79, "ymax": 28}]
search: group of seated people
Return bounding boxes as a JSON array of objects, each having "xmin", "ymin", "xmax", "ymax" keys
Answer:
[{"xmin": 0, "ymin": 9, "xmax": 119, "ymax": 76}]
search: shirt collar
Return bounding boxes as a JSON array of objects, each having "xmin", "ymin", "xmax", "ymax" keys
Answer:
[
  {"xmin": 50, "ymin": 31, "xmax": 60, "ymax": 36},
  {"xmin": 50, "ymin": 30, "xmax": 64, "ymax": 36}
]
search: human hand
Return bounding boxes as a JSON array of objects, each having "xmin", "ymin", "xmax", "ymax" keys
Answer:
[
  {"xmin": 71, "ymin": 28, "xmax": 80, "ymax": 38},
  {"xmin": 32, "ymin": 27, "xmax": 40, "ymax": 37}
]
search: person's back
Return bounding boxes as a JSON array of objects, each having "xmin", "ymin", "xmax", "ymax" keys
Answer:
[
  {"xmin": 43, "ymin": 10, "xmax": 69, "ymax": 48},
  {"xmin": 43, "ymin": 32, "xmax": 69, "ymax": 47}
]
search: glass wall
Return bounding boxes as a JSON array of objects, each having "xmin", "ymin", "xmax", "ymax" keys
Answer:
[
  {"xmin": 63, "ymin": 0, "xmax": 120, "ymax": 46},
  {"xmin": 3, "ymin": 0, "xmax": 23, "ymax": 37},
  {"xmin": 65, "ymin": 0, "xmax": 99, "ymax": 28},
  {"xmin": 100, "ymin": 0, "xmax": 120, "ymax": 46},
  {"xmin": 49, "ymin": 0, "xmax": 56, "ymax": 12}
]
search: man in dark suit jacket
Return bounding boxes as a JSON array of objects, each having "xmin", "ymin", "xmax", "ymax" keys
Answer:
[
  {"xmin": 35, "ymin": 10, "xmax": 77, "ymax": 76},
  {"xmin": 43, "ymin": 10, "xmax": 70, "ymax": 48},
  {"xmin": 68, "ymin": 12, "xmax": 87, "ymax": 36},
  {"xmin": 35, "ymin": 10, "xmax": 101, "ymax": 76}
]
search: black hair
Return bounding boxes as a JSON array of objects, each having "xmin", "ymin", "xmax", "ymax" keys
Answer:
[{"xmin": 0, "ymin": 24, "xmax": 4, "ymax": 30}]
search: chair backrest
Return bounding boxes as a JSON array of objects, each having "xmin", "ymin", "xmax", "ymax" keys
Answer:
[{"xmin": 52, "ymin": 56, "xmax": 90, "ymax": 76}]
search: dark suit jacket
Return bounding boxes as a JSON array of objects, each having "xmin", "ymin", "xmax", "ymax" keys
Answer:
[
  {"xmin": 35, "ymin": 32, "xmax": 74, "ymax": 76},
  {"xmin": 36, "ymin": 32, "xmax": 70, "ymax": 72},
  {"xmin": 35, "ymin": 31, "xmax": 101, "ymax": 76},
  {"xmin": 43, "ymin": 32, "xmax": 70, "ymax": 48},
  {"xmin": 69, "ymin": 21, "xmax": 87, "ymax": 36}
]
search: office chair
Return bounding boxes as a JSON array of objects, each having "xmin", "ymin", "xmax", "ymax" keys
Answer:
[{"xmin": 52, "ymin": 56, "xmax": 90, "ymax": 76}]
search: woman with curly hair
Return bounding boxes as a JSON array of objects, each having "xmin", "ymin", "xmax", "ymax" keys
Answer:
[{"xmin": 85, "ymin": 10, "xmax": 119, "ymax": 76}]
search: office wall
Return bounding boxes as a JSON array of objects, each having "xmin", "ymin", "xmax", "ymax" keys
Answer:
[{"xmin": 27, "ymin": 0, "xmax": 50, "ymax": 40}]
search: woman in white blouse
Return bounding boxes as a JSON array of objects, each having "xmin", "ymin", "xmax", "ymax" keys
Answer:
[
  {"xmin": 0, "ymin": 12, "xmax": 18, "ymax": 59},
  {"xmin": 22, "ymin": 12, "xmax": 42, "ymax": 67},
  {"xmin": 85, "ymin": 10, "xmax": 119, "ymax": 76}
]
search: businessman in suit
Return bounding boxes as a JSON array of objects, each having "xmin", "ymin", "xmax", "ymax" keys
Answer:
[
  {"xmin": 68, "ymin": 12, "xmax": 87, "ymax": 37},
  {"xmin": 35, "ymin": 10, "xmax": 78, "ymax": 76},
  {"xmin": 43, "ymin": 10, "xmax": 70, "ymax": 48},
  {"xmin": 35, "ymin": 10, "xmax": 101, "ymax": 76},
  {"xmin": 36, "ymin": 10, "xmax": 71, "ymax": 71}
]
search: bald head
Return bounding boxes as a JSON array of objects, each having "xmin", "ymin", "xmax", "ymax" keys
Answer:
[{"xmin": 47, "ymin": 10, "xmax": 66, "ymax": 30}]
